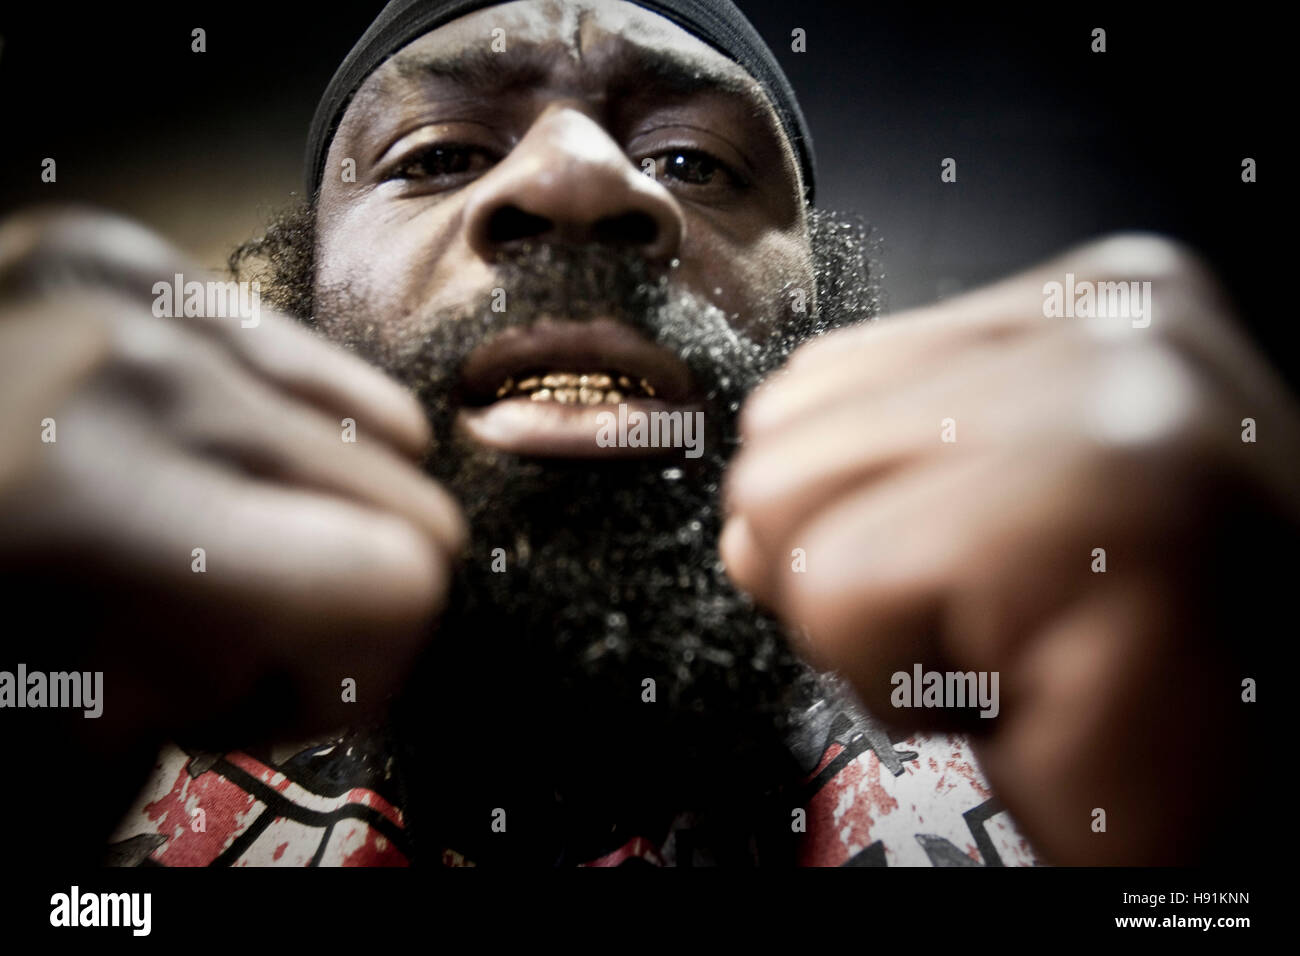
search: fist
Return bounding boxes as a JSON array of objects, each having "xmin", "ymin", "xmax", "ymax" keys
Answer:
[
  {"xmin": 722, "ymin": 234, "xmax": 1292, "ymax": 865},
  {"xmin": 0, "ymin": 208, "xmax": 467, "ymax": 747}
]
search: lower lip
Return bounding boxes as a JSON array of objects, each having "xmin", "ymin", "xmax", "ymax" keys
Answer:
[{"xmin": 457, "ymin": 397, "xmax": 703, "ymax": 458}]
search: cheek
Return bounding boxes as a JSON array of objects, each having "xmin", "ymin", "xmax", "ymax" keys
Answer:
[
  {"xmin": 314, "ymin": 203, "xmax": 408, "ymax": 319},
  {"xmin": 677, "ymin": 226, "xmax": 813, "ymax": 339},
  {"xmin": 314, "ymin": 197, "xmax": 489, "ymax": 342}
]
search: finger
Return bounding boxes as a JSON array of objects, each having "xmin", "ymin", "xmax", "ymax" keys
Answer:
[
  {"xmin": 1, "ymin": 209, "xmax": 433, "ymax": 460},
  {"xmin": 28, "ymin": 434, "xmax": 456, "ymax": 729},
  {"xmin": 746, "ymin": 232, "xmax": 1232, "ymax": 439},
  {"xmin": 744, "ymin": 294, "xmax": 1040, "ymax": 437},
  {"xmin": 727, "ymin": 328, "xmax": 1084, "ymax": 597},
  {"xmin": 0, "ymin": 297, "xmax": 113, "ymax": 493},
  {"xmin": 718, "ymin": 514, "xmax": 766, "ymax": 598},
  {"xmin": 767, "ymin": 455, "xmax": 994, "ymax": 720},
  {"xmin": 184, "ymin": 311, "xmax": 435, "ymax": 463},
  {"xmin": 973, "ymin": 577, "xmax": 1208, "ymax": 864},
  {"xmin": 162, "ymin": 354, "xmax": 467, "ymax": 554},
  {"xmin": 788, "ymin": 274, "xmax": 1053, "ymax": 373},
  {"xmin": 165, "ymin": 473, "xmax": 452, "ymax": 736},
  {"xmin": 766, "ymin": 440, "xmax": 1125, "ymax": 721}
]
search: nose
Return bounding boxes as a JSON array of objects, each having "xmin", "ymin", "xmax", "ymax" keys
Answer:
[{"xmin": 462, "ymin": 105, "xmax": 685, "ymax": 264}]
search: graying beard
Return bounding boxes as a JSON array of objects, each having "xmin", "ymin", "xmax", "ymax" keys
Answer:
[{"xmin": 230, "ymin": 207, "xmax": 883, "ymax": 807}]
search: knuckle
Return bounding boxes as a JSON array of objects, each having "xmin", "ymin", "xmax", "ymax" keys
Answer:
[
  {"xmin": 776, "ymin": 557, "xmax": 859, "ymax": 671},
  {"xmin": 356, "ymin": 515, "xmax": 450, "ymax": 620},
  {"xmin": 107, "ymin": 316, "xmax": 217, "ymax": 413},
  {"xmin": 0, "ymin": 206, "xmax": 184, "ymax": 299},
  {"xmin": 1075, "ymin": 231, "xmax": 1215, "ymax": 287},
  {"xmin": 788, "ymin": 324, "xmax": 856, "ymax": 367}
]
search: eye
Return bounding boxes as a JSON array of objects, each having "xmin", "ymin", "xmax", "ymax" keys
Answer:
[
  {"xmin": 391, "ymin": 143, "xmax": 498, "ymax": 182},
  {"xmin": 652, "ymin": 149, "xmax": 744, "ymax": 190}
]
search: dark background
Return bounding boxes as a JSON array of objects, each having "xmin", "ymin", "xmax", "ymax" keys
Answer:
[{"xmin": 0, "ymin": 3, "xmax": 1284, "ymax": 377}]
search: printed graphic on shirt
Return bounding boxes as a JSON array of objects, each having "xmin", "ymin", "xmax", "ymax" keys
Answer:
[
  {"xmin": 108, "ymin": 730, "xmax": 409, "ymax": 867},
  {"xmin": 108, "ymin": 697, "xmax": 1040, "ymax": 867}
]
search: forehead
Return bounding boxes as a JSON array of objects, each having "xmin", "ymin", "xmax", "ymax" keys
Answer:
[{"xmin": 343, "ymin": 0, "xmax": 770, "ymax": 127}]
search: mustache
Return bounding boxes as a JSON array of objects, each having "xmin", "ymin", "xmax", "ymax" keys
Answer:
[{"xmin": 339, "ymin": 243, "xmax": 773, "ymax": 418}]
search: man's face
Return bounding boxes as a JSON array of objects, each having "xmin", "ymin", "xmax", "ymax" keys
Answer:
[
  {"xmin": 305, "ymin": 0, "xmax": 846, "ymax": 851},
  {"xmin": 315, "ymin": 0, "xmax": 814, "ymax": 409}
]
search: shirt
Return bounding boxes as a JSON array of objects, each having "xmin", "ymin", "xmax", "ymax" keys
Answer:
[{"xmin": 107, "ymin": 692, "xmax": 1041, "ymax": 867}]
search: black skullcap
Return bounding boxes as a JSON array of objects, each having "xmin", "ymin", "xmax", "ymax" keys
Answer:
[{"xmin": 305, "ymin": 0, "xmax": 816, "ymax": 202}]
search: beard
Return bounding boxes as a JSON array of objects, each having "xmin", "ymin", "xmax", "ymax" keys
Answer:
[{"xmin": 288, "ymin": 211, "xmax": 880, "ymax": 864}]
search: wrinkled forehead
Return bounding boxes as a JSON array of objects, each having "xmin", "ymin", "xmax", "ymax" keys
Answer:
[{"xmin": 335, "ymin": 0, "xmax": 790, "ymax": 160}]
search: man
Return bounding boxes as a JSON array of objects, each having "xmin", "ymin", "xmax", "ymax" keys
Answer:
[{"xmin": 0, "ymin": 0, "xmax": 1285, "ymax": 867}]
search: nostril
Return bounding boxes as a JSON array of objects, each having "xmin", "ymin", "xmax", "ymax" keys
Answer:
[
  {"xmin": 486, "ymin": 206, "xmax": 553, "ymax": 244},
  {"xmin": 592, "ymin": 211, "xmax": 659, "ymax": 247}
]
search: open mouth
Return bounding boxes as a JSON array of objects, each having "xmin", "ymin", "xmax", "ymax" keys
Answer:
[{"xmin": 455, "ymin": 318, "xmax": 701, "ymax": 458}]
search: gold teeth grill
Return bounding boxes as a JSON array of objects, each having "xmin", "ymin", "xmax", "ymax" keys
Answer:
[{"xmin": 494, "ymin": 372, "xmax": 658, "ymax": 405}]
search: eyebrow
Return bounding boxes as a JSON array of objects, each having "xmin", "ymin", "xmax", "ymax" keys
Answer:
[{"xmin": 391, "ymin": 40, "xmax": 765, "ymax": 113}]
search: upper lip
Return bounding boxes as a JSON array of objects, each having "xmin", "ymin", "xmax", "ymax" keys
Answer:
[{"xmin": 458, "ymin": 318, "xmax": 696, "ymax": 405}]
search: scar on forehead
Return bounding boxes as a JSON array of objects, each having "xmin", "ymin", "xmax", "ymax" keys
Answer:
[
  {"xmin": 533, "ymin": 0, "xmax": 621, "ymax": 63},
  {"xmin": 568, "ymin": 3, "xmax": 587, "ymax": 63}
]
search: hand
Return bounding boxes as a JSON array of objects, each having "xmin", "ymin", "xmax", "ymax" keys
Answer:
[
  {"xmin": 721, "ymin": 234, "xmax": 1294, "ymax": 864},
  {"xmin": 0, "ymin": 208, "xmax": 466, "ymax": 749}
]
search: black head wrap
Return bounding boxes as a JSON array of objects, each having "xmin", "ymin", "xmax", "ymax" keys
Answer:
[{"xmin": 305, "ymin": 0, "xmax": 816, "ymax": 202}]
